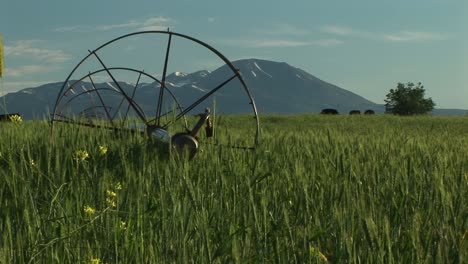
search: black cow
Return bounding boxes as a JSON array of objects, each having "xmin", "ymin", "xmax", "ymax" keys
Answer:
[
  {"xmin": 364, "ymin": 109, "xmax": 375, "ymax": 115},
  {"xmin": 349, "ymin": 110, "xmax": 361, "ymax": 115},
  {"xmin": 320, "ymin": 108, "xmax": 339, "ymax": 115},
  {"xmin": 0, "ymin": 113, "xmax": 22, "ymax": 122}
]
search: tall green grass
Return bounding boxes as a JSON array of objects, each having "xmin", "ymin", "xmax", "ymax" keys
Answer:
[{"xmin": 0, "ymin": 115, "xmax": 467, "ymax": 263}]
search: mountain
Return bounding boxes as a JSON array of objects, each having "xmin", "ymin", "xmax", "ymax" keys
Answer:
[
  {"xmin": 230, "ymin": 59, "xmax": 378, "ymax": 113},
  {"xmin": 0, "ymin": 58, "xmax": 466, "ymax": 119}
]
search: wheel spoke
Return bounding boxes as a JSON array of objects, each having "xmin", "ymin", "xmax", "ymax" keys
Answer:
[
  {"xmin": 116, "ymin": 71, "xmax": 143, "ymax": 123},
  {"xmin": 53, "ymin": 118, "xmax": 145, "ymax": 135},
  {"xmin": 155, "ymin": 33, "xmax": 172, "ymax": 127},
  {"xmin": 57, "ymin": 80, "xmax": 97, "ymax": 115},
  {"xmin": 165, "ymin": 74, "xmax": 238, "ymax": 127},
  {"xmin": 148, "ymin": 108, "xmax": 177, "ymax": 123},
  {"xmin": 90, "ymin": 50, "xmax": 149, "ymax": 126},
  {"xmin": 88, "ymin": 75, "xmax": 116, "ymax": 127}
]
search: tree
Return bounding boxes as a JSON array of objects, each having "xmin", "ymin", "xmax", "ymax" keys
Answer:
[{"xmin": 384, "ymin": 82, "xmax": 435, "ymax": 115}]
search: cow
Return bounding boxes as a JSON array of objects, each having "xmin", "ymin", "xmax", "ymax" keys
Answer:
[
  {"xmin": 0, "ymin": 113, "xmax": 22, "ymax": 122},
  {"xmin": 364, "ymin": 109, "xmax": 375, "ymax": 115},
  {"xmin": 320, "ymin": 108, "xmax": 339, "ymax": 115},
  {"xmin": 349, "ymin": 110, "xmax": 361, "ymax": 115}
]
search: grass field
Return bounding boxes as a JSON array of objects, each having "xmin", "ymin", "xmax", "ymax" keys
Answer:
[{"xmin": 0, "ymin": 115, "xmax": 467, "ymax": 263}]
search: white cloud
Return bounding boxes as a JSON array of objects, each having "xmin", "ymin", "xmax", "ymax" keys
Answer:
[
  {"xmin": 320, "ymin": 25, "xmax": 355, "ymax": 36},
  {"xmin": 247, "ymin": 39, "xmax": 311, "ymax": 48},
  {"xmin": 4, "ymin": 64, "xmax": 58, "ymax": 78},
  {"xmin": 53, "ymin": 26, "xmax": 86, "ymax": 33},
  {"xmin": 320, "ymin": 25, "xmax": 376, "ymax": 40},
  {"xmin": 252, "ymin": 23, "xmax": 311, "ymax": 36},
  {"xmin": 133, "ymin": 17, "xmax": 171, "ymax": 31},
  {"xmin": 321, "ymin": 25, "xmax": 447, "ymax": 43},
  {"xmin": 55, "ymin": 16, "xmax": 173, "ymax": 33},
  {"xmin": 311, "ymin": 39, "xmax": 344, "ymax": 46},
  {"xmin": 222, "ymin": 38, "xmax": 342, "ymax": 48},
  {"xmin": 5, "ymin": 40, "xmax": 72, "ymax": 63},
  {"xmin": 218, "ymin": 24, "xmax": 341, "ymax": 49},
  {"xmin": 138, "ymin": 25, "xmax": 168, "ymax": 31},
  {"xmin": 96, "ymin": 17, "xmax": 171, "ymax": 31},
  {"xmin": 141, "ymin": 17, "xmax": 170, "ymax": 26},
  {"xmin": 96, "ymin": 20, "xmax": 140, "ymax": 31},
  {"xmin": 0, "ymin": 81, "xmax": 52, "ymax": 92},
  {"xmin": 383, "ymin": 31, "xmax": 447, "ymax": 42}
]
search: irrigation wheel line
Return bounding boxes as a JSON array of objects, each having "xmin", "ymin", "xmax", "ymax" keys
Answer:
[{"xmin": 51, "ymin": 30, "xmax": 260, "ymax": 157}]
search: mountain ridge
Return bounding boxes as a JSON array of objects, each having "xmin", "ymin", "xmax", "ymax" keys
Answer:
[{"xmin": 1, "ymin": 58, "xmax": 466, "ymax": 119}]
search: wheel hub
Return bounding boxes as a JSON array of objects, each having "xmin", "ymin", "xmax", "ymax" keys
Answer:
[{"xmin": 171, "ymin": 133, "xmax": 199, "ymax": 160}]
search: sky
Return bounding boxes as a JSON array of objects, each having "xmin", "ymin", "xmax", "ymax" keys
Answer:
[{"xmin": 1, "ymin": 0, "xmax": 467, "ymax": 109}]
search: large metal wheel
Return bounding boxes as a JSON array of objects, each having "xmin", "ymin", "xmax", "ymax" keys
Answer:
[{"xmin": 51, "ymin": 31, "xmax": 260, "ymax": 155}]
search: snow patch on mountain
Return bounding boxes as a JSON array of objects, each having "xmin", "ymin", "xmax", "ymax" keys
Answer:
[
  {"xmin": 253, "ymin": 62, "xmax": 272, "ymax": 78},
  {"xmin": 177, "ymin": 81, "xmax": 193, "ymax": 88},
  {"xmin": 191, "ymin": 84, "xmax": 206, "ymax": 92},
  {"xmin": 106, "ymin": 82, "xmax": 119, "ymax": 92},
  {"xmin": 139, "ymin": 83, "xmax": 152, "ymax": 88}
]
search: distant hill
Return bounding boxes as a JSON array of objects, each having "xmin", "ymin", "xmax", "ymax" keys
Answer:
[
  {"xmin": 0, "ymin": 58, "xmax": 466, "ymax": 119},
  {"xmin": 431, "ymin": 108, "xmax": 468, "ymax": 116}
]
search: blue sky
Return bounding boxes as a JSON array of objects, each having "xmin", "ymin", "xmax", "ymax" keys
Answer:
[{"xmin": 1, "ymin": 0, "xmax": 467, "ymax": 109}]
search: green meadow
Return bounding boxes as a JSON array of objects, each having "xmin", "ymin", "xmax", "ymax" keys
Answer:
[{"xmin": 0, "ymin": 115, "xmax": 467, "ymax": 263}]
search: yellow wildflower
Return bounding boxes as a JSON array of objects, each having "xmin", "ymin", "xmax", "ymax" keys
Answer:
[
  {"xmin": 89, "ymin": 257, "xmax": 101, "ymax": 264},
  {"xmin": 83, "ymin": 205, "xmax": 96, "ymax": 216},
  {"xmin": 106, "ymin": 190, "xmax": 117, "ymax": 198},
  {"xmin": 120, "ymin": 221, "xmax": 127, "ymax": 230},
  {"xmin": 9, "ymin": 114, "xmax": 22, "ymax": 124},
  {"xmin": 106, "ymin": 197, "xmax": 116, "ymax": 208},
  {"xmin": 105, "ymin": 188, "xmax": 118, "ymax": 208},
  {"xmin": 29, "ymin": 159, "xmax": 36, "ymax": 166},
  {"xmin": 74, "ymin": 150, "xmax": 89, "ymax": 161},
  {"xmin": 309, "ymin": 246, "xmax": 328, "ymax": 262},
  {"xmin": 114, "ymin": 182, "xmax": 122, "ymax": 190},
  {"xmin": 98, "ymin": 145, "xmax": 108, "ymax": 155}
]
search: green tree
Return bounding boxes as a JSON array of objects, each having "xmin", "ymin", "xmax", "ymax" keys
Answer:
[{"xmin": 384, "ymin": 82, "xmax": 435, "ymax": 115}]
